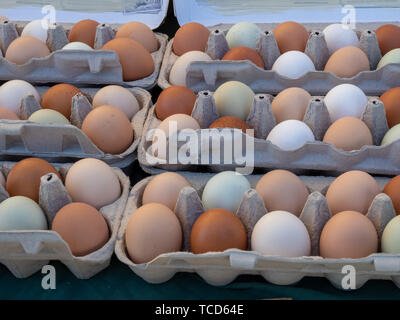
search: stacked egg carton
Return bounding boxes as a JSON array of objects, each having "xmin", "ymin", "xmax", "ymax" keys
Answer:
[
  {"xmin": 0, "ymin": 161, "xmax": 130, "ymax": 279},
  {"xmin": 0, "ymin": 20, "xmax": 168, "ymax": 88},
  {"xmin": 115, "ymin": 172, "xmax": 400, "ymax": 289},
  {"xmin": 0, "ymin": 86, "xmax": 152, "ymax": 167},
  {"xmin": 158, "ymin": 22, "xmax": 400, "ymax": 95}
]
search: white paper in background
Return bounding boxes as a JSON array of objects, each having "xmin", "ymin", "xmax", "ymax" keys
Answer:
[
  {"xmin": 0, "ymin": 0, "xmax": 169, "ymax": 29},
  {"xmin": 174, "ymin": 0, "xmax": 400, "ymax": 26}
]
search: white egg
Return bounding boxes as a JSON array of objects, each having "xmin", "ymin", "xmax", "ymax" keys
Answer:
[
  {"xmin": 323, "ymin": 24, "xmax": 359, "ymax": 55},
  {"xmin": 267, "ymin": 119, "xmax": 315, "ymax": 151},
  {"xmin": 226, "ymin": 22, "xmax": 262, "ymax": 50},
  {"xmin": 21, "ymin": 19, "xmax": 48, "ymax": 43},
  {"xmin": 62, "ymin": 42, "xmax": 94, "ymax": 51},
  {"xmin": 0, "ymin": 171, "xmax": 5, "ymax": 189},
  {"xmin": 272, "ymin": 51, "xmax": 315, "ymax": 79},
  {"xmin": 251, "ymin": 210, "xmax": 311, "ymax": 257},
  {"xmin": 0, "ymin": 80, "xmax": 40, "ymax": 114},
  {"xmin": 324, "ymin": 84, "xmax": 367, "ymax": 122},
  {"xmin": 169, "ymin": 51, "xmax": 212, "ymax": 86}
]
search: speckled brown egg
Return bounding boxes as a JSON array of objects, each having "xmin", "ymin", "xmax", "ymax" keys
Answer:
[
  {"xmin": 323, "ymin": 117, "xmax": 373, "ymax": 151},
  {"xmin": 116, "ymin": 21, "xmax": 158, "ymax": 52},
  {"xmin": 155, "ymin": 86, "xmax": 196, "ymax": 121},
  {"xmin": 274, "ymin": 21, "xmax": 309, "ymax": 53},
  {"xmin": 6, "ymin": 158, "xmax": 61, "ymax": 202},
  {"xmin": 102, "ymin": 38, "xmax": 155, "ymax": 81},
  {"xmin": 380, "ymin": 87, "xmax": 400, "ymax": 128},
  {"xmin": 5, "ymin": 36, "xmax": 50, "ymax": 65},
  {"xmin": 375, "ymin": 24, "xmax": 400, "ymax": 56},
  {"xmin": 41, "ymin": 84, "xmax": 82, "ymax": 119},
  {"xmin": 271, "ymin": 87, "xmax": 311, "ymax": 123},
  {"xmin": 190, "ymin": 208, "xmax": 247, "ymax": 254},
  {"xmin": 383, "ymin": 175, "xmax": 400, "ymax": 215},
  {"xmin": 82, "ymin": 105, "xmax": 133, "ymax": 154},
  {"xmin": 0, "ymin": 107, "xmax": 19, "ymax": 120},
  {"xmin": 222, "ymin": 46, "xmax": 265, "ymax": 68},
  {"xmin": 324, "ymin": 46, "xmax": 370, "ymax": 78},
  {"xmin": 173, "ymin": 22, "xmax": 210, "ymax": 56},
  {"xmin": 52, "ymin": 202, "xmax": 109, "ymax": 257},
  {"xmin": 68, "ymin": 19, "xmax": 99, "ymax": 48},
  {"xmin": 209, "ymin": 116, "xmax": 251, "ymax": 134}
]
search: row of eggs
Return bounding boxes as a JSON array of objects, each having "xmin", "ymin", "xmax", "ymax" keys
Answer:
[{"xmin": 126, "ymin": 170, "xmax": 400, "ymax": 264}]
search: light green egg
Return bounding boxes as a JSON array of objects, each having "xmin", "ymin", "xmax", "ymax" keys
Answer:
[
  {"xmin": 28, "ymin": 109, "xmax": 70, "ymax": 125},
  {"xmin": 381, "ymin": 123, "xmax": 400, "ymax": 146},
  {"xmin": 377, "ymin": 48, "xmax": 400, "ymax": 70},
  {"xmin": 382, "ymin": 215, "xmax": 400, "ymax": 254}
]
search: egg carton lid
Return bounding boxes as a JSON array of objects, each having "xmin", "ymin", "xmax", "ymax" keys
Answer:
[{"xmin": 0, "ymin": 0, "xmax": 169, "ymax": 28}]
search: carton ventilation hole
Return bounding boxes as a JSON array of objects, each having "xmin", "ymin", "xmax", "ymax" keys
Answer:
[
  {"xmin": 3, "ymin": 21, "xmax": 8, "ymax": 24},
  {"xmin": 265, "ymin": 31, "xmax": 269, "ymax": 35},
  {"xmin": 259, "ymin": 96, "xmax": 265, "ymax": 100},
  {"xmin": 314, "ymin": 31, "xmax": 320, "ymax": 35},
  {"xmin": 367, "ymin": 30, "xmax": 372, "ymax": 34},
  {"xmin": 102, "ymin": 23, "xmax": 106, "ymax": 27},
  {"xmin": 373, "ymin": 100, "xmax": 378, "ymax": 104},
  {"xmin": 314, "ymin": 98, "xmax": 321, "ymax": 102},
  {"xmin": 215, "ymin": 30, "xmax": 220, "ymax": 34},
  {"xmin": 47, "ymin": 174, "xmax": 53, "ymax": 182},
  {"xmin": 203, "ymin": 92, "xmax": 209, "ymax": 96}
]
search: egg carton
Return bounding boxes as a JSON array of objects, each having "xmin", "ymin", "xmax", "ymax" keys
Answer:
[
  {"xmin": 158, "ymin": 22, "xmax": 400, "ymax": 95},
  {"xmin": 114, "ymin": 172, "xmax": 400, "ymax": 289},
  {"xmin": 0, "ymin": 161, "xmax": 130, "ymax": 279},
  {"xmin": 0, "ymin": 86, "xmax": 152, "ymax": 167},
  {"xmin": 0, "ymin": 20, "xmax": 168, "ymax": 88}
]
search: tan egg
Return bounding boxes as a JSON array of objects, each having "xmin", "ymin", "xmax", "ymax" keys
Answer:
[
  {"xmin": 116, "ymin": 22, "xmax": 158, "ymax": 52},
  {"xmin": 125, "ymin": 203, "xmax": 182, "ymax": 264},
  {"xmin": 52, "ymin": 202, "xmax": 109, "ymax": 257},
  {"xmin": 323, "ymin": 117, "xmax": 373, "ymax": 151},
  {"xmin": 82, "ymin": 105, "xmax": 133, "ymax": 154},
  {"xmin": 155, "ymin": 86, "xmax": 196, "ymax": 121},
  {"xmin": 319, "ymin": 210, "xmax": 378, "ymax": 258},
  {"xmin": 5, "ymin": 36, "xmax": 50, "ymax": 65},
  {"xmin": 0, "ymin": 107, "xmax": 19, "ymax": 120},
  {"xmin": 271, "ymin": 87, "xmax": 311, "ymax": 123},
  {"xmin": 41, "ymin": 84, "xmax": 82, "ymax": 119},
  {"xmin": 142, "ymin": 172, "xmax": 191, "ymax": 210},
  {"xmin": 68, "ymin": 19, "xmax": 99, "ymax": 48},
  {"xmin": 173, "ymin": 22, "xmax": 210, "ymax": 56},
  {"xmin": 102, "ymin": 38, "xmax": 155, "ymax": 81},
  {"xmin": 326, "ymin": 170, "xmax": 380, "ymax": 215},
  {"xmin": 274, "ymin": 21, "xmax": 309, "ymax": 53},
  {"xmin": 255, "ymin": 169, "xmax": 309, "ymax": 217},
  {"xmin": 324, "ymin": 46, "xmax": 370, "ymax": 78}
]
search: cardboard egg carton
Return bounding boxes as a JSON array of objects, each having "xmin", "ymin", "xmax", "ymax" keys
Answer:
[
  {"xmin": 0, "ymin": 161, "xmax": 130, "ymax": 279},
  {"xmin": 115, "ymin": 172, "xmax": 400, "ymax": 290},
  {"xmin": 0, "ymin": 20, "xmax": 168, "ymax": 88},
  {"xmin": 138, "ymin": 90, "xmax": 400, "ymax": 175},
  {"xmin": 0, "ymin": 86, "xmax": 152, "ymax": 167},
  {"xmin": 158, "ymin": 22, "xmax": 400, "ymax": 95}
]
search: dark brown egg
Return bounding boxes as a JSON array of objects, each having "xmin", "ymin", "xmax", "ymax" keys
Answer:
[
  {"xmin": 274, "ymin": 21, "xmax": 309, "ymax": 53},
  {"xmin": 375, "ymin": 24, "xmax": 400, "ymax": 56},
  {"xmin": 0, "ymin": 107, "xmax": 19, "ymax": 120},
  {"xmin": 116, "ymin": 22, "xmax": 158, "ymax": 53},
  {"xmin": 173, "ymin": 22, "xmax": 210, "ymax": 56},
  {"xmin": 155, "ymin": 86, "xmax": 196, "ymax": 120},
  {"xmin": 41, "ymin": 84, "xmax": 82, "ymax": 119},
  {"xmin": 209, "ymin": 116, "xmax": 251, "ymax": 134},
  {"xmin": 6, "ymin": 158, "xmax": 61, "ymax": 202},
  {"xmin": 380, "ymin": 87, "xmax": 400, "ymax": 128},
  {"xmin": 222, "ymin": 46, "xmax": 265, "ymax": 68},
  {"xmin": 383, "ymin": 175, "xmax": 400, "ymax": 215},
  {"xmin": 68, "ymin": 19, "xmax": 99, "ymax": 48}
]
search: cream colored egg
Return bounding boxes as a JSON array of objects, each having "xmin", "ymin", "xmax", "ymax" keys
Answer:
[{"xmin": 28, "ymin": 109, "xmax": 70, "ymax": 125}]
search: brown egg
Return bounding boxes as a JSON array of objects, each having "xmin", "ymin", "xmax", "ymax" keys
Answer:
[
  {"xmin": 5, "ymin": 36, "xmax": 50, "ymax": 65},
  {"xmin": 383, "ymin": 175, "xmax": 400, "ymax": 215},
  {"xmin": 319, "ymin": 210, "xmax": 378, "ymax": 258},
  {"xmin": 116, "ymin": 22, "xmax": 158, "ymax": 53},
  {"xmin": 82, "ymin": 105, "xmax": 133, "ymax": 154},
  {"xmin": 41, "ymin": 84, "xmax": 82, "ymax": 119},
  {"xmin": 0, "ymin": 107, "xmax": 19, "ymax": 120},
  {"xmin": 255, "ymin": 170, "xmax": 309, "ymax": 217},
  {"xmin": 209, "ymin": 116, "xmax": 251, "ymax": 134},
  {"xmin": 68, "ymin": 19, "xmax": 99, "ymax": 48},
  {"xmin": 222, "ymin": 46, "xmax": 265, "ymax": 68},
  {"xmin": 173, "ymin": 22, "xmax": 210, "ymax": 56},
  {"xmin": 52, "ymin": 202, "xmax": 109, "ymax": 257},
  {"xmin": 102, "ymin": 38, "xmax": 155, "ymax": 81},
  {"xmin": 324, "ymin": 46, "xmax": 370, "ymax": 78},
  {"xmin": 274, "ymin": 21, "xmax": 309, "ymax": 53},
  {"xmin": 142, "ymin": 172, "xmax": 191, "ymax": 210},
  {"xmin": 6, "ymin": 158, "xmax": 61, "ymax": 202},
  {"xmin": 375, "ymin": 24, "xmax": 400, "ymax": 56},
  {"xmin": 323, "ymin": 117, "xmax": 373, "ymax": 151},
  {"xmin": 155, "ymin": 86, "xmax": 196, "ymax": 120},
  {"xmin": 271, "ymin": 87, "xmax": 311, "ymax": 123},
  {"xmin": 326, "ymin": 170, "xmax": 380, "ymax": 215},
  {"xmin": 125, "ymin": 203, "xmax": 182, "ymax": 264},
  {"xmin": 379, "ymin": 87, "xmax": 400, "ymax": 128},
  {"xmin": 190, "ymin": 208, "xmax": 247, "ymax": 254}
]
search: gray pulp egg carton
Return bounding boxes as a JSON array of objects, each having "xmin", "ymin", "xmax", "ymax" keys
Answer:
[
  {"xmin": 0, "ymin": 161, "xmax": 130, "ymax": 279},
  {"xmin": 138, "ymin": 90, "xmax": 400, "ymax": 175},
  {"xmin": 0, "ymin": 20, "xmax": 168, "ymax": 88},
  {"xmin": 158, "ymin": 22, "xmax": 400, "ymax": 95},
  {"xmin": 115, "ymin": 172, "xmax": 400, "ymax": 289},
  {"xmin": 0, "ymin": 86, "xmax": 152, "ymax": 167}
]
